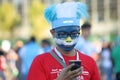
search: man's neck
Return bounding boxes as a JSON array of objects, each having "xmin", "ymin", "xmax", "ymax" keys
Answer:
[{"xmin": 56, "ymin": 46, "xmax": 76, "ymax": 56}]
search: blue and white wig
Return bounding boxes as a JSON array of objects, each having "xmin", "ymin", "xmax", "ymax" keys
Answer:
[{"xmin": 44, "ymin": 2, "xmax": 89, "ymax": 29}]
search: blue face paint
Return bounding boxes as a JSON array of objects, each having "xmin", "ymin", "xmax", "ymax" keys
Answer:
[
  {"xmin": 54, "ymin": 26, "xmax": 80, "ymax": 39},
  {"xmin": 54, "ymin": 26, "xmax": 80, "ymax": 51},
  {"xmin": 58, "ymin": 44, "xmax": 76, "ymax": 51}
]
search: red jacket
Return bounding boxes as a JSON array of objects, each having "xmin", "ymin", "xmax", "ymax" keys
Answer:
[{"xmin": 27, "ymin": 49, "xmax": 100, "ymax": 80}]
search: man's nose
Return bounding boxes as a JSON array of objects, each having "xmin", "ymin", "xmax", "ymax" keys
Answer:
[{"xmin": 65, "ymin": 37, "xmax": 72, "ymax": 43}]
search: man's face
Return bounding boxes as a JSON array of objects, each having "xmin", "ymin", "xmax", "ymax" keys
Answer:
[
  {"xmin": 82, "ymin": 28, "xmax": 91, "ymax": 39},
  {"xmin": 51, "ymin": 26, "xmax": 80, "ymax": 51}
]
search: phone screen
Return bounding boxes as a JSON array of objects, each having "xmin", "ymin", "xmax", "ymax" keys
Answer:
[{"xmin": 69, "ymin": 60, "xmax": 81, "ymax": 71}]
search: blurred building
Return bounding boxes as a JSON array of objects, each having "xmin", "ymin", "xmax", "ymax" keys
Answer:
[
  {"xmin": 70, "ymin": 0, "xmax": 119, "ymax": 36},
  {"xmin": 81, "ymin": 0, "xmax": 120, "ymax": 36},
  {"xmin": 0, "ymin": 0, "xmax": 120, "ymax": 39},
  {"xmin": 0, "ymin": 0, "xmax": 30, "ymax": 39},
  {"xmin": 44, "ymin": 0, "xmax": 120, "ymax": 36},
  {"xmin": 18, "ymin": 0, "xmax": 120, "ymax": 37}
]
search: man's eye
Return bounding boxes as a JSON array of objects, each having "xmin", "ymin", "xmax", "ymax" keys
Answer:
[
  {"xmin": 58, "ymin": 32, "xmax": 66, "ymax": 36},
  {"xmin": 58, "ymin": 33, "xmax": 65, "ymax": 36},
  {"xmin": 71, "ymin": 32, "xmax": 79, "ymax": 35},
  {"xmin": 71, "ymin": 32, "xmax": 76, "ymax": 35},
  {"xmin": 56, "ymin": 32, "xmax": 68, "ymax": 38},
  {"xmin": 70, "ymin": 32, "xmax": 80, "ymax": 38}
]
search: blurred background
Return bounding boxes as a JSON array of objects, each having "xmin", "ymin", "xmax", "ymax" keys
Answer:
[
  {"xmin": 0, "ymin": 0, "xmax": 119, "ymax": 40},
  {"xmin": 0, "ymin": 0, "xmax": 120, "ymax": 80}
]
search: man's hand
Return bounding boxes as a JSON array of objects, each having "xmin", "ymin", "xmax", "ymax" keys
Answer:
[{"xmin": 56, "ymin": 64, "xmax": 83, "ymax": 80}]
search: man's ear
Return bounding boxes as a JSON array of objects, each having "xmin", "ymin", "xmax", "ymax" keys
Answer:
[{"xmin": 50, "ymin": 29, "xmax": 55, "ymax": 37}]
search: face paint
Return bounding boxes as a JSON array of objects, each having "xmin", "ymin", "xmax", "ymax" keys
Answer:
[
  {"xmin": 54, "ymin": 26, "xmax": 80, "ymax": 51},
  {"xmin": 54, "ymin": 37, "xmax": 79, "ymax": 51},
  {"xmin": 54, "ymin": 26, "xmax": 80, "ymax": 39}
]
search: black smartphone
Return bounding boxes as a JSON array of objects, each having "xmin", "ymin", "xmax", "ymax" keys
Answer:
[{"xmin": 69, "ymin": 60, "xmax": 81, "ymax": 71}]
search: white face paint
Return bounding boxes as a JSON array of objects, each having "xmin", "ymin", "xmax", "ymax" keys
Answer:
[{"xmin": 54, "ymin": 37, "xmax": 79, "ymax": 46}]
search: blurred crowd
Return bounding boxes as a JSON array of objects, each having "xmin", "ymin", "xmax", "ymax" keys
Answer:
[
  {"xmin": 0, "ymin": 34, "xmax": 120, "ymax": 80},
  {"xmin": 0, "ymin": 36, "xmax": 52, "ymax": 80}
]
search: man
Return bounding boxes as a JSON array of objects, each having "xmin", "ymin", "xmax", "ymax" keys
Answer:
[
  {"xmin": 27, "ymin": 2, "xmax": 100, "ymax": 80},
  {"xmin": 111, "ymin": 37, "xmax": 120, "ymax": 80},
  {"xmin": 19, "ymin": 36, "xmax": 44, "ymax": 80},
  {"xmin": 41, "ymin": 39, "xmax": 52, "ymax": 52},
  {"xmin": 75, "ymin": 23, "xmax": 99, "ymax": 61}
]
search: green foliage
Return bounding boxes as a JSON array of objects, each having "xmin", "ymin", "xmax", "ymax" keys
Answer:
[
  {"xmin": 29, "ymin": 0, "xmax": 50, "ymax": 39},
  {"xmin": 0, "ymin": 3, "xmax": 20, "ymax": 31}
]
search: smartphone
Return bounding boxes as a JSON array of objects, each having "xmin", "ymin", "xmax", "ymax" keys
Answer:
[{"xmin": 69, "ymin": 60, "xmax": 81, "ymax": 71}]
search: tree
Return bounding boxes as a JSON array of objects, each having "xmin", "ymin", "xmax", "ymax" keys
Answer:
[
  {"xmin": 0, "ymin": 3, "xmax": 20, "ymax": 38},
  {"xmin": 29, "ymin": 0, "xmax": 50, "ymax": 39}
]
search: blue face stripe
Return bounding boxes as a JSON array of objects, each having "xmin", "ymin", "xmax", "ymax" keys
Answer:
[
  {"xmin": 58, "ymin": 44, "xmax": 76, "ymax": 51},
  {"xmin": 54, "ymin": 26, "xmax": 80, "ymax": 39}
]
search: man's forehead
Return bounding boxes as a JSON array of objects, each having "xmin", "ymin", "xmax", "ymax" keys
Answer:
[{"xmin": 54, "ymin": 26, "xmax": 80, "ymax": 32}]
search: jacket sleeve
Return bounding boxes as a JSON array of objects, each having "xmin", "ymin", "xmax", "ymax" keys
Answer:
[{"xmin": 27, "ymin": 56, "xmax": 47, "ymax": 80}]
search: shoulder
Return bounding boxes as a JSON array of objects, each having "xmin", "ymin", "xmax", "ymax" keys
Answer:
[
  {"xmin": 78, "ymin": 51, "xmax": 91, "ymax": 59},
  {"xmin": 78, "ymin": 51, "xmax": 99, "ymax": 75},
  {"xmin": 30, "ymin": 52, "xmax": 52, "ymax": 67},
  {"xmin": 34, "ymin": 52, "xmax": 51, "ymax": 61},
  {"xmin": 33, "ymin": 50, "xmax": 59, "ymax": 63},
  {"xmin": 78, "ymin": 51, "xmax": 96, "ymax": 64}
]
